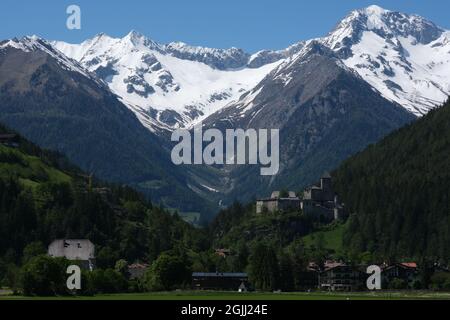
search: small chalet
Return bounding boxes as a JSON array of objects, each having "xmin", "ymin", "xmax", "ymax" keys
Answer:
[
  {"xmin": 128, "ymin": 263, "xmax": 150, "ymax": 280},
  {"xmin": 381, "ymin": 262, "xmax": 418, "ymax": 287},
  {"xmin": 319, "ymin": 261, "xmax": 365, "ymax": 291},
  {"xmin": 192, "ymin": 272, "xmax": 249, "ymax": 291}
]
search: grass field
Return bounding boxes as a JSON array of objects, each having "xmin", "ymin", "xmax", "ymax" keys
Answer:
[
  {"xmin": 0, "ymin": 144, "xmax": 72, "ymax": 188},
  {"xmin": 1, "ymin": 291, "xmax": 450, "ymax": 300},
  {"xmin": 303, "ymin": 222, "xmax": 347, "ymax": 253}
]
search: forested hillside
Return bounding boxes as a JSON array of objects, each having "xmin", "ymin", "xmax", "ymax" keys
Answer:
[
  {"xmin": 0, "ymin": 124, "xmax": 210, "ymax": 292},
  {"xmin": 0, "ymin": 42, "xmax": 214, "ymax": 219},
  {"xmin": 0, "ymin": 123, "xmax": 326, "ymax": 294},
  {"xmin": 333, "ymin": 99, "xmax": 450, "ymax": 262}
]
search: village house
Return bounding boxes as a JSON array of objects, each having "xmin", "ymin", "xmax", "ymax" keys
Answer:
[
  {"xmin": 128, "ymin": 263, "xmax": 150, "ymax": 280},
  {"xmin": 317, "ymin": 261, "xmax": 421, "ymax": 291},
  {"xmin": 381, "ymin": 262, "xmax": 418, "ymax": 288},
  {"xmin": 192, "ymin": 272, "xmax": 249, "ymax": 291},
  {"xmin": 256, "ymin": 191, "xmax": 301, "ymax": 214},
  {"xmin": 319, "ymin": 261, "xmax": 366, "ymax": 291},
  {"xmin": 215, "ymin": 249, "xmax": 232, "ymax": 258},
  {"xmin": 48, "ymin": 239, "xmax": 95, "ymax": 270}
]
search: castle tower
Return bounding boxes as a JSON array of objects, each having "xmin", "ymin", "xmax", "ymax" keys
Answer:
[{"xmin": 320, "ymin": 172, "xmax": 333, "ymax": 201}]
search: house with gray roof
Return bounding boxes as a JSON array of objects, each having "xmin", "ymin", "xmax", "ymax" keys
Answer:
[
  {"xmin": 48, "ymin": 239, "xmax": 95, "ymax": 270},
  {"xmin": 192, "ymin": 272, "xmax": 249, "ymax": 291}
]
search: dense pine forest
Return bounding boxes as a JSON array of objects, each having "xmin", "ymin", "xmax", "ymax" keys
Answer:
[
  {"xmin": 333, "ymin": 99, "xmax": 450, "ymax": 263},
  {"xmin": 0, "ymin": 124, "xmax": 211, "ymax": 294},
  {"xmin": 0, "ymin": 124, "xmax": 339, "ymax": 294},
  {"xmin": 2, "ymin": 94, "xmax": 450, "ymax": 295}
]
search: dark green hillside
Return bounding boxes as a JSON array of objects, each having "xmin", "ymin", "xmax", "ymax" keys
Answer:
[
  {"xmin": 0, "ymin": 43, "xmax": 213, "ymax": 218},
  {"xmin": 0, "ymin": 124, "xmax": 208, "ymax": 270},
  {"xmin": 333, "ymin": 99, "xmax": 450, "ymax": 262},
  {"xmin": 209, "ymin": 203, "xmax": 315, "ymax": 249},
  {"xmin": 201, "ymin": 43, "xmax": 415, "ymax": 208}
]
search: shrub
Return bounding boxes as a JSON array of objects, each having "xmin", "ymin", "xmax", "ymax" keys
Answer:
[
  {"xmin": 388, "ymin": 278, "xmax": 407, "ymax": 290},
  {"xmin": 82, "ymin": 268, "xmax": 127, "ymax": 294},
  {"xmin": 20, "ymin": 255, "xmax": 70, "ymax": 296},
  {"xmin": 430, "ymin": 272, "xmax": 450, "ymax": 291},
  {"xmin": 143, "ymin": 253, "xmax": 191, "ymax": 291}
]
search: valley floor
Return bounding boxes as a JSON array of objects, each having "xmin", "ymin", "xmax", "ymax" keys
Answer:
[{"xmin": 1, "ymin": 291, "xmax": 450, "ymax": 300}]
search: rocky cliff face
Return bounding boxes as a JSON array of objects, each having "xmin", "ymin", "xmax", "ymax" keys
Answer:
[
  {"xmin": 0, "ymin": 37, "xmax": 214, "ymax": 216},
  {"xmin": 200, "ymin": 41, "xmax": 416, "ymax": 205},
  {"xmin": 322, "ymin": 5, "xmax": 450, "ymax": 115}
]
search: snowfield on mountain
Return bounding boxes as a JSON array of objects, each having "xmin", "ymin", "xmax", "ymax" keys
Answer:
[
  {"xmin": 2, "ymin": 4, "xmax": 449, "ymax": 213},
  {"xmin": 53, "ymin": 32, "xmax": 282, "ymax": 132},
  {"xmin": 324, "ymin": 5, "xmax": 450, "ymax": 116},
  {"xmin": 51, "ymin": 5, "xmax": 450, "ymax": 133}
]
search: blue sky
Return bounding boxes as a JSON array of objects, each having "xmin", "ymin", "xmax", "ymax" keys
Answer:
[{"xmin": 1, "ymin": 0, "xmax": 448, "ymax": 52}]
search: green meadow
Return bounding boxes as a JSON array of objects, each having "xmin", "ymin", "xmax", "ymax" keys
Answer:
[{"xmin": 1, "ymin": 291, "xmax": 450, "ymax": 301}]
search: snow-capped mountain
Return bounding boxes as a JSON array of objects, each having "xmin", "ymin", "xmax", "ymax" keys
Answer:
[
  {"xmin": 163, "ymin": 41, "xmax": 249, "ymax": 70},
  {"xmin": 52, "ymin": 5, "xmax": 450, "ymax": 132},
  {"xmin": 200, "ymin": 39, "xmax": 415, "ymax": 205},
  {"xmin": 2, "ymin": 5, "xmax": 449, "ymax": 215},
  {"xmin": 210, "ymin": 5, "xmax": 450, "ymax": 121},
  {"xmin": 0, "ymin": 35, "xmax": 214, "ymax": 216},
  {"xmin": 323, "ymin": 5, "xmax": 450, "ymax": 115},
  {"xmin": 0, "ymin": 36, "xmax": 98, "ymax": 83},
  {"xmin": 53, "ymin": 31, "xmax": 283, "ymax": 132}
]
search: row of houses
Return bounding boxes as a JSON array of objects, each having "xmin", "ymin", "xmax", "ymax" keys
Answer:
[
  {"xmin": 189, "ymin": 261, "xmax": 424, "ymax": 292},
  {"xmin": 46, "ymin": 240, "xmax": 249, "ymax": 291},
  {"xmin": 314, "ymin": 261, "xmax": 419, "ymax": 291},
  {"xmin": 256, "ymin": 173, "xmax": 346, "ymax": 221},
  {"xmin": 46, "ymin": 242, "xmax": 447, "ymax": 292}
]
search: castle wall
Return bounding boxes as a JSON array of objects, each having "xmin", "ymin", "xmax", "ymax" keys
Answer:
[{"xmin": 303, "ymin": 202, "xmax": 335, "ymax": 221}]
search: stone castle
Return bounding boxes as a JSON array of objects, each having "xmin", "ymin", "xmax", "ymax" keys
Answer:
[{"xmin": 256, "ymin": 173, "xmax": 345, "ymax": 221}]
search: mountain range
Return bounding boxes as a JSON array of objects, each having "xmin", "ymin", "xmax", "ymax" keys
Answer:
[
  {"xmin": 201, "ymin": 40, "xmax": 415, "ymax": 202},
  {"xmin": 0, "ymin": 36, "xmax": 212, "ymax": 216},
  {"xmin": 1, "ymin": 5, "xmax": 449, "ymax": 219},
  {"xmin": 52, "ymin": 32, "xmax": 284, "ymax": 133},
  {"xmin": 54, "ymin": 4, "xmax": 450, "ymax": 132}
]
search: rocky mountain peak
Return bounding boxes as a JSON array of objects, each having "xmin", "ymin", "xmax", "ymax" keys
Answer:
[
  {"xmin": 1, "ymin": 36, "xmax": 96, "ymax": 82},
  {"xmin": 326, "ymin": 5, "xmax": 444, "ymax": 51},
  {"xmin": 164, "ymin": 41, "xmax": 250, "ymax": 70},
  {"xmin": 364, "ymin": 4, "xmax": 389, "ymax": 15},
  {"xmin": 121, "ymin": 30, "xmax": 162, "ymax": 51},
  {"xmin": 321, "ymin": 6, "xmax": 449, "ymax": 116}
]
